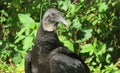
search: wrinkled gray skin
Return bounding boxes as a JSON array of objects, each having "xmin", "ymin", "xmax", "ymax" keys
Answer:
[
  {"xmin": 42, "ymin": 8, "xmax": 68, "ymax": 31},
  {"xmin": 25, "ymin": 8, "xmax": 90, "ymax": 73}
]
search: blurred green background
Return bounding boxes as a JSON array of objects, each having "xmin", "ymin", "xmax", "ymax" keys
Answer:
[{"xmin": 0, "ymin": 0, "xmax": 120, "ymax": 73}]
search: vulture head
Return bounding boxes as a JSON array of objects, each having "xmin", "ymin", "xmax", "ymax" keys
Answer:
[{"xmin": 42, "ymin": 8, "xmax": 68, "ymax": 31}]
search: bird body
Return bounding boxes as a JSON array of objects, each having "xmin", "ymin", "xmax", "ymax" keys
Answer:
[
  {"xmin": 31, "ymin": 24, "xmax": 61, "ymax": 73},
  {"xmin": 25, "ymin": 8, "xmax": 90, "ymax": 73}
]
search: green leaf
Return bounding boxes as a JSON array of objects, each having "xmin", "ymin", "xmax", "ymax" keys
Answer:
[
  {"xmin": 69, "ymin": 4, "xmax": 76, "ymax": 14},
  {"xmin": 58, "ymin": 36, "xmax": 74, "ymax": 52},
  {"xmin": 92, "ymin": 61, "xmax": 97, "ymax": 65},
  {"xmin": 81, "ymin": 44, "xmax": 94, "ymax": 53},
  {"xmin": 72, "ymin": 18, "xmax": 82, "ymax": 29},
  {"xmin": 92, "ymin": 20, "xmax": 98, "ymax": 25},
  {"xmin": 23, "ymin": 36, "xmax": 33, "ymax": 50},
  {"xmin": 80, "ymin": 0, "xmax": 84, "ymax": 2},
  {"xmin": 1, "ymin": 10, "xmax": 8, "ymax": 17},
  {"xmin": 18, "ymin": 14, "xmax": 35, "ymax": 26},
  {"xmin": 58, "ymin": 0, "xmax": 71, "ymax": 11},
  {"xmin": 93, "ymin": 38, "xmax": 97, "ymax": 47},
  {"xmin": 64, "ymin": 40, "xmax": 74, "ymax": 52},
  {"xmin": 13, "ymin": 54, "xmax": 22, "ymax": 64},
  {"xmin": 106, "ymin": 53, "xmax": 111, "ymax": 63},
  {"xmin": 15, "ymin": 28, "xmax": 26, "ymax": 38},
  {"xmin": 81, "ymin": 29, "xmax": 93, "ymax": 41},
  {"xmin": 98, "ymin": 2, "xmax": 108, "ymax": 12},
  {"xmin": 15, "ymin": 35, "xmax": 25, "ymax": 43},
  {"xmin": 108, "ymin": 47, "xmax": 113, "ymax": 52},
  {"xmin": 0, "ymin": 40, "xmax": 2, "ymax": 46},
  {"xmin": 84, "ymin": 29, "xmax": 93, "ymax": 40},
  {"xmin": 98, "ymin": 42, "xmax": 106, "ymax": 54}
]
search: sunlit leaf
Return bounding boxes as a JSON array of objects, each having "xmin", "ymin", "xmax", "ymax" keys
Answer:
[
  {"xmin": 58, "ymin": 0, "xmax": 71, "ymax": 11},
  {"xmin": 81, "ymin": 44, "xmax": 94, "ymax": 53},
  {"xmin": 23, "ymin": 36, "xmax": 33, "ymax": 50},
  {"xmin": 81, "ymin": 29, "xmax": 93, "ymax": 41},
  {"xmin": 106, "ymin": 54, "xmax": 111, "ymax": 63},
  {"xmin": 58, "ymin": 36, "xmax": 74, "ymax": 52},
  {"xmin": 13, "ymin": 54, "xmax": 22, "ymax": 64},
  {"xmin": 18, "ymin": 14, "xmax": 35, "ymax": 26},
  {"xmin": 72, "ymin": 18, "xmax": 82, "ymax": 29},
  {"xmin": 69, "ymin": 4, "xmax": 76, "ymax": 14},
  {"xmin": 99, "ymin": 2, "xmax": 108, "ymax": 12},
  {"xmin": 14, "ymin": 35, "xmax": 25, "ymax": 43}
]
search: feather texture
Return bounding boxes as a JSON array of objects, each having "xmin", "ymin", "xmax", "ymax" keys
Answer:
[{"xmin": 25, "ymin": 8, "xmax": 90, "ymax": 73}]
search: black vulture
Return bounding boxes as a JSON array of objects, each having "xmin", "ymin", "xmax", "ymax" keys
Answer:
[{"xmin": 25, "ymin": 8, "xmax": 90, "ymax": 73}]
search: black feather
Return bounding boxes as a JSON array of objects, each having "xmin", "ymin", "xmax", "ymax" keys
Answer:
[{"xmin": 25, "ymin": 8, "xmax": 90, "ymax": 73}]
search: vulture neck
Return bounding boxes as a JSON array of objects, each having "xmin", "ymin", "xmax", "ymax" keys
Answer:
[{"xmin": 35, "ymin": 23, "xmax": 61, "ymax": 50}]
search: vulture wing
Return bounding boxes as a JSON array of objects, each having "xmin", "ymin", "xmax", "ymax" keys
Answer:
[{"xmin": 49, "ymin": 47, "xmax": 90, "ymax": 73}]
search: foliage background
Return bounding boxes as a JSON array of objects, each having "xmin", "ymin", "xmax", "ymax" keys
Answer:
[{"xmin": 0, "ymin": 0, "xmax": 120, "ymax": 73}]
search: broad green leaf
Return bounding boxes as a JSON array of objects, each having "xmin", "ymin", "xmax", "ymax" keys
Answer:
[
  {"xmin": 81, "ymin": 44, "xmax": 94, "ymax": 53},
  {"xmin": 72, "ymin": 18, "xmax": 82, "ymax": 30},
  {"xmin": 58, "ymin": 0, "xmax": 71, "ymax": 11},
  {"xmin": 69, "ymin": 4, "xmax": 76, "ymax": 14},
  {"xmin": 99, "ymin": 2, "xmax": 108, "ymax": 12},
  {"xmin": 82, "ymin": 29, "xmax": 93, "ymax": 41},
  {"xmin": 18, "ymin": 14, "xmax": 35, "ymax": 26},
  {"xmin": 13, "ymin": 54, "xmax": 22, "ymax": 64},
  {"xmin": 58, "ymin": 36, "xmax": 74, "ymax": 52},
  {"xmin": 92, "ymin": 20, "xmax": 98, "ymax": 25},
  {"xmin": 23, "ymin": 36, "xmax": 33, "ymax": 50},
  {"xmin": 64, "ymin": 40, "xmax": 74, "ymax": 52}
]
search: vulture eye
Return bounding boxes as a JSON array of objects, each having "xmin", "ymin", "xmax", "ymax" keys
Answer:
[{"xmin": 51, "ymin": 13, "xmax": 55, "ymax": 16}]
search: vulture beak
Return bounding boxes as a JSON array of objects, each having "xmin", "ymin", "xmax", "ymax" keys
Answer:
[{"xmin": 58, "ymin": 15, "xmax": 69, "ymax": 27}]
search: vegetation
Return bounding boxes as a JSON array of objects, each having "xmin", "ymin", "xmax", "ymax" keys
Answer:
[{"xmin": 0, "ymin": 0, "xmax": 120, "ymax": 73}]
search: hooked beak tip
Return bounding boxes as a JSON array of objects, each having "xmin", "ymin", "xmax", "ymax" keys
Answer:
[
  {"xmin": 64, "ymin": 23, "xmax": 69, "ymax": 27},
  {"xmin": 59, "ymin": 17, "xmax": 69, "ymax": 27}
]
